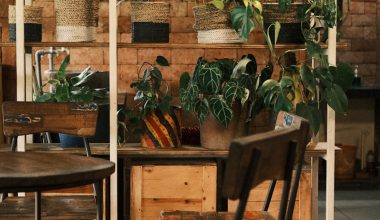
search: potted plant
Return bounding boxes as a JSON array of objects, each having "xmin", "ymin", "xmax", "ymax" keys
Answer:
[
  {"xmin": 35, "ymin": 54, "xmax": 106, "ymax": 147},
  {"xmin": 129, "ymin": 56, "xmax": 181, "ymax": 148},
  {"xmin": 179, "ymin": 55, "xmax": 273, "ymax": 149}
]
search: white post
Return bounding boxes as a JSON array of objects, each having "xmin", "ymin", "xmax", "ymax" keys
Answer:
[
  {"xmin": 326, "ymin": 21, "xmax": 337, "ymax": 220},
  {"xmin": 16, "ymin": 0, "xmax": 25, "ymax": 152},
  {"xmin": 109, "ymin": 0, "xmax": 118, "ymax": 219}
]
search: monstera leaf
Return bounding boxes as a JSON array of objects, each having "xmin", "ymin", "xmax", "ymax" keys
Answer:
[
  {"xmin": 296, "ymin": 102, "xmax": 320, "ymax": 134},
  {"xmin": 231, "ymin": 5, "xmax": 254, "ymax": 40},
  {"xmin": 208, "ymin": 96, "xmax": 233, "ymax": 127}
]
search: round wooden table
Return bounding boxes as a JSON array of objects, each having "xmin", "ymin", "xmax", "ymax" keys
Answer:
[{"xmin": 0, "ymin": 152, "xmax": 115, "ymax": 220}]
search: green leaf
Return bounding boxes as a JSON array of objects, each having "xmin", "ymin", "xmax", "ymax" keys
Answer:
[
  {"xmin": 156, "ymin": 56, "xmax": 169, "ymax": 66},
  {"xmin": 71, "ymin": 66, "xmax": 94, "ymax": 87},
  {"xmin": 179, "ymin": 89, "xmax": 192, "ymax": 112},
  {"xmin": 231, "ymin": 5, "xmax": 254, "ymax": 40},
  {"xmin": 158, "ymin": 95, "xmax": 172, "ymax": 113},
  {"xmin": 252, "ymin": 0, "xmax": 263, "ymax": 13},
  {"xmin": 324, "ymin": 84, "xmax": 348, "ymax": 113},
  {"xmin": 223, "ymin": 79, "xmax": 245, "ymax": 105},
  {"xmin": 332, "ymin": 63, "xmax": 354, "ymax": 91},
  {"xmin": 274, "ymin": 21, "xmax": 281, "ymax": 46},
  {"xmin": 179, "ymin": 72, "xmax": 191, "ymax": 90},
  {"xmin": 300, "ymin": 64, "xmax": 317, "ymax": 94},
  {"xmin": 194, "ymin": 99, "xmax": 209, "ymax": 123},
  {"xmin": 209, "ymin": 96, "xmax": 233, "ymax": 127},
  {"xmin": 198, "ymin": 63, "xmax": 222, "ymax": 94},
  {"xmin": 57, "ymin": 55, "xmax": 70, "ymax": 80},
  {"xmin": 211, "ymin": 0, "xmax": 224, "ymax": 9},
  {"xmin": 257, "ymin": 79, "xmax": 278, "ymax": 96},
  {"xmin": 274, "ymin": 93, "xmax": 293, "ymax": 112},
  {"xmin": 296, "ymin": 102, "xmax": 321, "ymax": 133},
  {"xmin": 279, "ymin": 0, "xmax": 292, "ymax": 13},
  {"xmin": 35, "ymin": 93, "xmax": 53, "ymax": 102},
  {"xmin": 188, "ymin": 83, "xmax": 200, "ymax": 101},
  {"xmin": 306, "ymin": 41, "xmax": 322, "ymax": 60},
  {"xmin": 54, "ymin": 84, "xmax": 69, "ymax": 102}
]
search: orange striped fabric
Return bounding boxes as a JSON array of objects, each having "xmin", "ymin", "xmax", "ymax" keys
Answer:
[{"xmin": 141, "ymin": 110, "xmax": 181, "ymax": 148}]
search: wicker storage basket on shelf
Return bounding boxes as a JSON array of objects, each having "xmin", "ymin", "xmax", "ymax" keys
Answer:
[
  {"xmin": 55, "ymin": 0, "xmax": 99, "ymax": 42},
  {"xmin": 263, "ymin": 2, "xmax": 306, "ymax": 44},
  {"xmin": 192, "ymin": 4, "xmax": 243, "ymax": 44},
  {"xmin": 8, "ymin": 5, "xmax": 42, "ymax": 42},
  {"xmin": 131, "ymin": 2, "xmax": 170, "ymax": 43}
]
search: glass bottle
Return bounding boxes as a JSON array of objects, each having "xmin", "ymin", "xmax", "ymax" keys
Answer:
[{"xmin": 352, "ymin": 65, "xmax": 361, "ymax": 87}]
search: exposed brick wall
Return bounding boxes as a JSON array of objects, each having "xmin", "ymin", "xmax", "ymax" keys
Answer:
[{"xmin": 338, "ymin": 0, "xmax": 378, "ymax": 85}]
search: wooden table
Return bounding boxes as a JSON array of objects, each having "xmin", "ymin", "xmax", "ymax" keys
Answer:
[{"xmin": 0, "ymin": 152, "xmax": 115, "ymax": 220}]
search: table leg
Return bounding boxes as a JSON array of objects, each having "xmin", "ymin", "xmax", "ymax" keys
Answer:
[
  {"xmin": 96, "ymin": 180, "xmax": 103, "ymax": 220},
  {"xmin": 35, "ymin": 191, "xmax": 41, "ymax": 220},
  {"xmin": 311, "ymin": 156, "xmax": 319, "ymax": 220}
]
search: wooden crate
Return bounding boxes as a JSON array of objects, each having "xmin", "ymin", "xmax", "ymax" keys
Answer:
[
  {"xmin": 130, "ymin": 164, "xmax": 217, "ymax": 220},
  {"xmin": 228, "ymin": 171, "xmax": 311, "ymax": 220}
]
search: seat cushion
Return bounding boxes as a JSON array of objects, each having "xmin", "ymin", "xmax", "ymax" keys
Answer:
[{"xmin": 160, "ymin": 210, "xmax": 275, "ymax": 220}]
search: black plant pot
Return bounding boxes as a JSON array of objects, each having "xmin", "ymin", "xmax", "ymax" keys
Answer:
[{"xmin": 264, "ymin": 22, "xmax": 304, "ymax": 44}]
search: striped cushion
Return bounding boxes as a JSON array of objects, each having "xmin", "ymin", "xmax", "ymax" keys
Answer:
[{"xmin": 141, "ymin": 110, "xmax": 181, "ymax": 148}]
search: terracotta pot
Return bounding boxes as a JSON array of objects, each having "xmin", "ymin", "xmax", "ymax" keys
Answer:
[
  {"xmin": 200, "ymin": 103, "xmax": 243, "ymax": 150},
  {"xmin": 140, "ymin": 109, "xmax": 181, "ymax": 148}
]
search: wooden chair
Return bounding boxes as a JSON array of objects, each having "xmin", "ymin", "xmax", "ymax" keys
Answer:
[
  {"xmin": 160, "ymin": 111, "xmax": 310, "ymax": 220},
  {"xmin": 1, "ymin": 101, "xmax": 101, "ymax": 217}
]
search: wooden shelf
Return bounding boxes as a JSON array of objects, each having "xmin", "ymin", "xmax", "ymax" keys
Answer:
[{"xmin": 0, "ymin": 42, "xmax": 348, "ymax": 49}]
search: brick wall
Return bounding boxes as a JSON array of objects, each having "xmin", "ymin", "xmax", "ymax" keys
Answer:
[{"xmin": 338, "ymin": 0, "xmax": 378, "ymax": 85}]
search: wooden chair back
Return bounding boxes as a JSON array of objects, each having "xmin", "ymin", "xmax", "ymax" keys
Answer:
[
  {"xmin": 3, "ymin": 101, "xmax": 98, "ymax": 137},
  {"xmin": 223, "ymin": 111, "xmax": 310, "ymax": 220}
]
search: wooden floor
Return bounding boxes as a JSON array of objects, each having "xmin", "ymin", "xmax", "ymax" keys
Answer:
[{"xmin": 0, "ymin": 195, "xmax": 97, "ymax": 219}]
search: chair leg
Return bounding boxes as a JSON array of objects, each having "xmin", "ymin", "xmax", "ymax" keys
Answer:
[
  {"xmin": 11, "ymin": 136, "xmax": 17, "ymax": 152},
  {"xmin": 95, "ymin": 180, "xmax": 103, "ymax": 220},
  {"xmin": 83, "ymin": 137, "xmax": 92, "ymax": 157},
  {"xmin": 35, "ymin": 191, "xmax": 41, "ymax": 220},
  {"xmin": 263, "ymin": 180, "xmax": 277, "ymax": 211},
  {"xmin": 234, "ymin": 150, "xmax": 261, "ymax": 220}
]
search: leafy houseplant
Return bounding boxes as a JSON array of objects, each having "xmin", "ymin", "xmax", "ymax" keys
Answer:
[
  {"xmin": 130, "ymin": 56, "xmax": 181, "ymax": 148},
  {"xmin": 35, "ymin": 54, "xmax": 106, "ymax": 147},
  {"xmin": 179, "ymin": 55, "xmax": 273, "ymax": 149}
]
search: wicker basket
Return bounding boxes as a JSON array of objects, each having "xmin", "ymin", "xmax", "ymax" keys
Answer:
[
  {"xmin": 131, "ymin": 2, "xmax": 170, "ymax": 43},
  {"xmin": 198, "ymin": 29, "xmax": 243, "ymax": 43},
  {"xmin": 55, "ymin": 0, "xmax": 99, "ymax": 42},
  {"xmin": 8, "ymin": 5, "xmax": 42, "ymax": 42},
  {"xmin": 193, "ymin": 4, "xmax": 242, "ymax": 44},
  {"xmin": 263, "ymin": 3, "xmax": 306, "ymax": 44}
]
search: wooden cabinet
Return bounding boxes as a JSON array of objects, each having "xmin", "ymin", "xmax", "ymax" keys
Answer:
[{"xmin": 130, "ymin": 164, "xmax": 217, "ymax": 220}]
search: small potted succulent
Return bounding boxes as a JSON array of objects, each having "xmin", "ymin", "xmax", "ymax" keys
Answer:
[
  {"xmin": 179, "ymin": 55, "xmax": 273, "ymax": 149},
  {"xmin": 35, "ymin": 54, "xmax": 106, "ymax": 147},
  {"xmin": 130, "ymin": 56, "xmax": 181, "ymax": 148}
]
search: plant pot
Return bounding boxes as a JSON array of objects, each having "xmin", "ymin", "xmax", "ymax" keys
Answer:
[
  {"xmin": 131, "ymin": 2, "xmax": 170, "ymax": 43},
  {"xmin": 8, "ymin": 5, "xmax": 42, "ymax": 42},
  {"xmin": 55, "ymin": 0, "xmax": 99, "ymax": 42},
  {"xmin": 200, "ymin": 103, "xmax": 242, "ymax": 150},
  {"xmin": 263, "ymin": 3, "xmax": 306, "ymax": 44},
  {"xmin": 192, "ymin": 4, "xmax": 243, "ymax": 43},
  {"xmin": 140, "ymin": 109, "xmax": 181, "ymax": 148}
]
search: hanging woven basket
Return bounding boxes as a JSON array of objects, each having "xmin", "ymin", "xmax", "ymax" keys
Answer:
[
  {"xmin": 192, "ymin": 4, "xmax": 243, "ymax": 44},
  {"xmin": 131, "ymin": 2, "xmax": 170, "ymax": 43},
  {"xmin": 140, "ymin": 109, "xmax": 181, "ymax": 149},
  {"xmin": 8, "ymin": 5, "xmax": 42, "ymax": 42},
  {"xmin": 263, "ymin": 3, "xmax": 306, "ymax": 44},
  {"xmin": 55, "ymin": 0, "xmax": 99, "ymax": 42}
]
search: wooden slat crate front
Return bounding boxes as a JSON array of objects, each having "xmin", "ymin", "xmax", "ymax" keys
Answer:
[
  {"xmin": 228, "ymin": 172, "xmax": 311, "ymax": 220},
  {"xmin": 131, "ymin": 164, "xmax": 217, "ymax": 220}
]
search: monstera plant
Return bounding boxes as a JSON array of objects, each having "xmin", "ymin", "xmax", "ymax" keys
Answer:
[{"xmin": 179, "ymin": 55, "xmax": 273, "ymax": 149}]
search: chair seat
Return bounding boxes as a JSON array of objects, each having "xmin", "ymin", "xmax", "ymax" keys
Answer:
[{"xmin": 160, "ymin": 210, "xmax": 275, "ymax": 220}]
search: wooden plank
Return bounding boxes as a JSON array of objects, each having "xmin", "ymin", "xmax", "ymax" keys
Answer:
[
  {"xmin": 0, "ymin": 25, "xmax": 3, "ymax": 144},
  {"xmin": 202, "ymin": 165, "xmax": 217, "ymax": 211},
  {"xmin": 299, "ymin": 171, "xmax": 312, "ymax": 220},
  {"xmin": 131, "ymin": 166, "xmax": 142, "ymax": 220},
  {"xmin": 131, "ymin": 164, "xmax": 217, "ymax": 220}
]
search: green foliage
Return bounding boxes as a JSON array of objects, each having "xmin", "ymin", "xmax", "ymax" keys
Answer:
[
  {"xmin": 130, "ymin": 56, "xmax": 172, "ymax": 118},
  {"xmin": 35, "ymin": 55, "xmax": 105, "ymax": 103},
  {"xmin": 180, "ymin": 55, "xmax": 268, "ymax": 127}
]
